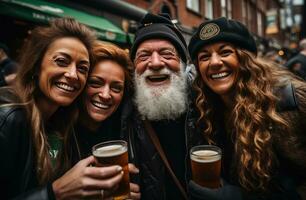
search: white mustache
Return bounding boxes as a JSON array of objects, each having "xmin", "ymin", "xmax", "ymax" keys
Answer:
[
  {"xmin": 141, "ymin": 67, "xmax": 172, "ymax": 77},
  {"xmin": 134, "ymin": 63, "xmax": 188, "ymax": 120}
]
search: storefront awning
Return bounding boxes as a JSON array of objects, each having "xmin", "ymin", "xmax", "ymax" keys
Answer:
[{"xmin": 0, "ymin": 0, "xmax": 127, "ymax": 43}]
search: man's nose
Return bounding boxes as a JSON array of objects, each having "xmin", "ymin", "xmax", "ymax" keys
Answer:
[{"xmin": 148, "ymin": 51, "xmax": 164, "ymax": 71}]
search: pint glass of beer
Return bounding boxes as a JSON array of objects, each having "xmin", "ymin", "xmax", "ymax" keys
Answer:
[
  {"xmin": 92, "ymin": 140, "xmax": 130, "ymax": 200},
  {"xmin": 190, "ymin": 145, "xmax": 222, "ymax": 188}
]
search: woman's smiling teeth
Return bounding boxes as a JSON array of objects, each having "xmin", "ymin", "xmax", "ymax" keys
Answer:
[
  {"xmin": 210, "ymin": 72, "xmax": 231, "ymax": 79},
  {"xmin": 56, "ymin": 82, "xmax": 76, "ymax": 92},
  {"xmin": 92, "ymin": 100, "xmax": 111, "ymax": 109}
]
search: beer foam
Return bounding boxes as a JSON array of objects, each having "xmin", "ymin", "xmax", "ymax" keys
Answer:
[
  {"xmin": 191, "ymin": 150, "xmax": 221, "ymax": 163},
  {"xmin": 93, "ymin": 144, "xmax": 126, "ymax": 157}
]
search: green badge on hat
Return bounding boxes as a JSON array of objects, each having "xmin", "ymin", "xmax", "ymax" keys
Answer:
[{"xmin": 199, "ymin": 23, "xmax": 220, "ymax": 40}]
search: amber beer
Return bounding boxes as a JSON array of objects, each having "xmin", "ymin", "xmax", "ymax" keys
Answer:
[
  {"xmin": 92, "ymin": 140, "xmax": 130, "ymax": 200},
  {"xmin": 190, "ymin": 145, "xmax": 222, "ymax": 188}
]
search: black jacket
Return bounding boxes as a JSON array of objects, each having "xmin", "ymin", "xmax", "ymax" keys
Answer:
[
  {"xmin": 120, "ymin": 87, "xmax": 204, "ymax": 199},
  {"xmin": 0, "ymin": 90, "xmax": 55, "ymax": 200},
  {"xmin": 189, "ymin": 81, "xmax": 306, "ymax": 200},
  {"xmin": 70, "ymin": 117, "xmax": 123, "ymax": 164}
]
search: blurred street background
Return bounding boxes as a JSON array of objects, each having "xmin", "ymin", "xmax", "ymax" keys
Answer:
[{"xmin": 0, "ymin": 0, "xmax": 305, "ymax": 64}]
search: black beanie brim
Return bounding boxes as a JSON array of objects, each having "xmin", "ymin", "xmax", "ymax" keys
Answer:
[
  {"xmin": 130, "ymin": 13, "xmax": 188, "ymax": 63},
  {"xmin": 188, "ymin": 17, "xmax": 257, "ymax": 61}
]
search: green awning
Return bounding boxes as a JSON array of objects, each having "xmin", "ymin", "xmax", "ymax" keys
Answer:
[{"xmin": 0, "ymin": 0, "xmax": 127, "ymax": 43}]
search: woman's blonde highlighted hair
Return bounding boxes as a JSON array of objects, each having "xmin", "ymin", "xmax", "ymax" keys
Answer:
[
  {"xmin": 11, "ymin": 17, "xmax": 96, "ymax": 184},
  {"xmin": 193, "ymin": 49, "xmax": 293, "ymax": 192}
]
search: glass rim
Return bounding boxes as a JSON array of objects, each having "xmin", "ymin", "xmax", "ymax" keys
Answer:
[
  {"xmin": 92, "ymin": 140, "xmax": 127, "ymax": 152},
  {"xmin": 190, "ymin": 145, "xmax": 222, "ymax": 157}
]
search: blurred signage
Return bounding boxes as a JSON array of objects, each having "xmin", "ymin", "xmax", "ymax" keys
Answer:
[
  {"xmin": 266, "ymin": 9, "xmax": 279, "ymax": 34},
  {"xmin": 0, "ymin": 0, "xmax": 127, "ymax": 43}
]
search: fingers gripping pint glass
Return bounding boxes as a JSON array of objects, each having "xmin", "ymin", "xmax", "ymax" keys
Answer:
[
  {"xmin": 190, "ymin": 145, "xmax": 222, "ymax": 188},
  {"xmin": 92, "ymin": 140, "xmax": 130, "ymax": 200}
]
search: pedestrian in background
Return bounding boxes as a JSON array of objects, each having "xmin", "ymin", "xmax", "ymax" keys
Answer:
[
  {"xmin": 263, "ymin": 49, "xmax": 285, "ymax": 65},
  {"xmin": 286, "ymin": 38, "xmax": 306, "ymax": 80},
  {"xmin": 0, "ymin": 42, "xmax": 19, "ymax": 86},
  {"xmin": 188, "ymin": 17, "xmax": 306, "ymax": 199}
]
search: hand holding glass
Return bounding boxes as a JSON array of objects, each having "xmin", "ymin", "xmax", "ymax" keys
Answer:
[
  {"xmin": 92, "ymin": 140, "xmax": 130, "ymax": 200},
  {"xmin": 190, "ymin": 145, "xmax": 222, "ymax": 188}
]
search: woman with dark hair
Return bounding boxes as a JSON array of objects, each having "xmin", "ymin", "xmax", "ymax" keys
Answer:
[
  {"xmin": 0, "ymin": 17, "xmax": 124, "ymax": 200},
  {"xmin": 188, "ymin": 17, "xmax": 306, "ymax": 199}
]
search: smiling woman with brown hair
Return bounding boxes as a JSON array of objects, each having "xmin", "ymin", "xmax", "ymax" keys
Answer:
[
  {"xmin": 0, "ymin": 17, "xmax": 97, "ymax": 199},
  {"xmin": 188, "ymin": 17, "xmax": 306, "ymax": 200}
]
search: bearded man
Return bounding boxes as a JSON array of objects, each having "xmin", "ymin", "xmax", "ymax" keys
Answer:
[{"xmin": 121, "ymin": 13, "xmax": 203, "ymax": 200}]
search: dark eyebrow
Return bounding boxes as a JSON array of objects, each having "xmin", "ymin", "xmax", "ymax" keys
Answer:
[
  {"xmin": 111, "ymin": 81, "xmax": 124, "ymax": 85},
  {"xmin": 79, "ymin": 60, "xmax": 90, "ymax": 66},
  {"xmin": 219, "ymin": 44, "xmax": 234, "ymax": 50},
  {"xmin": 89, "ymin": 75, "xmax": 103, "ymax": 81},
  {"xmin": 89, "ymin": 76, "xmax": 124, "ymax": 85},
  {"xmin": 198, "ymin": 44, "xmax": 234, "ymax": 55},
  {"xmin": 55, "ymin": 52, "xmax": 89, "ymax": 65},
  {"xmin": 219, "ymin": 44, "xmax": 227, "ymax": 50},
  {"xmin": 55, "ymin": 52, "xmax": 71, "ymax": 59},
  {"xmin": 198, "ymin": 49, "xmax": 209, "ymax": 54}
]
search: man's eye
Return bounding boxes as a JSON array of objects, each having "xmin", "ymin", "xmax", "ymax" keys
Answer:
[
  {"xmin": 136, "ymin": 54, "xmax": 150, "ymax": 61},
  {"xmin": 160, "ymin": 49, "xmax": 176, "ymax": 56},
  {"xmin": 160, "ymin": 51, "xmax": 176, "ymax": 58}
]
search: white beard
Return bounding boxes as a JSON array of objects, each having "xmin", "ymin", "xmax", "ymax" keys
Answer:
[{"xmin": 134, "ymin": 62, "xmax": 188, "ymax": 120}]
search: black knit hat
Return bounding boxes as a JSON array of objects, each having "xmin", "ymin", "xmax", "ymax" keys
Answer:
[
  {"xmin": 188, "ymin": 17, "xmax": 257, "ymax": 61},
  {"xmin": 130, "ymin": 13, "xmax": 188, "ymax": 63}
]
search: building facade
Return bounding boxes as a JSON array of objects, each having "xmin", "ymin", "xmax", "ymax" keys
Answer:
[
  {"xmin": 1, "ymin": 0, "xmax": 304, "ymax": 59},
  {"xmin": 122, "ymin": 0, "xmax": 303, "ymax": 54}
]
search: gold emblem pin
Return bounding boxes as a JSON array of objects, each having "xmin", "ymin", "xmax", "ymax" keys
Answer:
[{"xmin": 199, "ymin": 23, "xmax": 220, "ymax": 40}]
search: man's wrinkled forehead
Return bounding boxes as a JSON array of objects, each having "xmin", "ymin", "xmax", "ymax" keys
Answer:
[{"xmin": 135, "ymin": 39, "xmax": 177, "ymax": 55}]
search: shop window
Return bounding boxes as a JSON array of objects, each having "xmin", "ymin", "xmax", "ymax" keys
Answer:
[
  {"xmin": 221, "ymin": 0, "xmax": 232, "ymax": 19},
  {"xmin": 186, "ymin": 0, "xmax": 200, "ymax": 13},
  {"xmin": 221, "ymin": 0, "xmax": 226, "ymax": 17},
  {"xmin": 257, "ymin": 11, "xmax": 263, "ymax": 36},
  {"xmin": 227, "ymin": 0, "xmax": 232, "ymax": 18},
  {"xmin": 204, "ymin": 0, "xmax": 213, "ymax": 19},
  {"xmin": 242, "ymin": 0, "xmax": 247, "ymax": 24}
]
